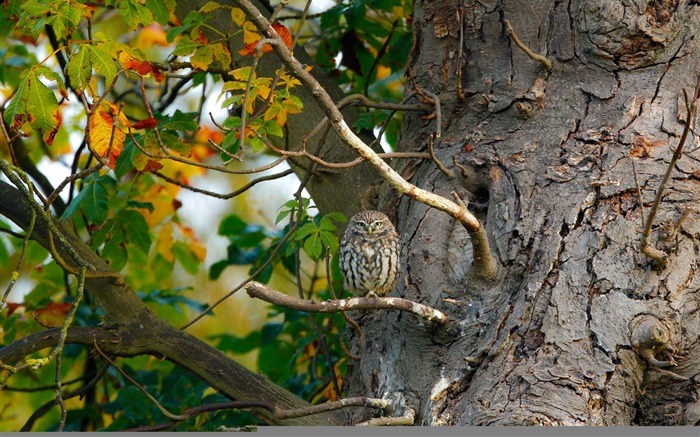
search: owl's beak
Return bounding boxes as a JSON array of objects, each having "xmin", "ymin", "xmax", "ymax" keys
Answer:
[{"xmin": 367, "ymin": 227, "xmax": 373, "ymax": 235}]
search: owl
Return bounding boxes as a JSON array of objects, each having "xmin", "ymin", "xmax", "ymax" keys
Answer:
[{"xmin": 339, "ymin": 210, "xmax": 399, "ymax": 297}]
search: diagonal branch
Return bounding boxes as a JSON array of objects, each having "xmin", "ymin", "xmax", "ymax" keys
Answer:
[{"xmin": 235, "ymin": 0, "xmax": 497, "ymax": 280}]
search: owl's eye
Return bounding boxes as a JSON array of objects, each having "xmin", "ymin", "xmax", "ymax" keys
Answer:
[
  {"xmin": 373, "ymin": 221, "xmax": 383, "ymax": 228},
  {"xmin": 356, "ymin": 221, "xmax": 367, "ymax": 229}
]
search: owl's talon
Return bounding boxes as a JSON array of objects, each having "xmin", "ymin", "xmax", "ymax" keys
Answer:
[{"xmin": 367, "ymin": 291, "xmax": 378, "ymax": 299}]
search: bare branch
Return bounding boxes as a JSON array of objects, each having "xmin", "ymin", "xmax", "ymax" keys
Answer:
[
  {"xmin": 244, "ymin": 281, "xmax": 449, "ymax": 324},
  {"xmin": 153, "ymin": 168, "xmax": 294, "ymax": 199},
  {"xmin": 356, "ymin": 407, "xmax": 416, "ymax": 426},
  {"xmin": 236, "ymin": 0, "xmax": 483, "ymax": 234},
  {"xmin": 640, "ymin": 76, "xmax": 700, "ymax": 267},
  {"xmin": 504, "ymin": 20, "xmax": 553, "ymax": 70}
]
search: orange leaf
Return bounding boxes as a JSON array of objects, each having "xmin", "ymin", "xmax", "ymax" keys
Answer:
[
  {"xmin": 193, "ymin": 28, "xmax": 209, "ymax": 45},
  {"xmin": 142, "ymin": 160, "xmax": 164, "ymax": 172},
  {"xmin": 32, "ymin": 302, "xmax": 72, "ymax": 328},
  {"xmin": 131, "ymin": 117, "xmax": 159, "ymax": 129},
  {"xmin": 177, "ymin": 224, "xmax": 207, "ymax": 262},
  {"xmin": 120, "ymin": 52, "xmax": 165, "ymax": 82},
  {"xmin": 238, "ymin": 23, "xmax": 292, "ymax": 56},
  {"xmin": 5, "ymin": 302, "xmax": 24, "ymax": 317},
  {"xmin": 89, "ymin": 103, "xmax": 126, "ymax": 169}
]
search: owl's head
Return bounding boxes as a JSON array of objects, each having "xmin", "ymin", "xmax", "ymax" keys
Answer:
[{"xmin": 350, "ymin": 210, "xmax": 393, "ymax": 237}]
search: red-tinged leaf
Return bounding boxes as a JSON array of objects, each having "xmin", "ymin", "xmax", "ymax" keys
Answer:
[
  {"xmin": 131, "ymin": 117, "xmax": 159, "ymax": 129},
  {"xmin": 32, "ymin": 302, "xmax": 72, "ymax": 328},
  {"xmin": 193, "ymin": 28, "xmax": 208, "ymax": 45},
  {"xmin": 122, "ymin": 58, "xmax": 165, "ymax": 82},
  {"xmin": 272, "ymin": 23, "xmax": 293, "ymax": 49},
  {"xmin": 238, "ymin": 23, "xmax": 292, "ymax": 56},
  {"xmin": 143, "ymin": 160, "xmax": 164, "ymax": 172},
  {"xmin": 6, "ymin": 302, "xmax": 23, "ymax": 317}
]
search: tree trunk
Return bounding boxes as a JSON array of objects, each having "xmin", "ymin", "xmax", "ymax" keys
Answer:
[{"xmin": 343, "ymin": 0, "xmax": 700, "ymax": 425}]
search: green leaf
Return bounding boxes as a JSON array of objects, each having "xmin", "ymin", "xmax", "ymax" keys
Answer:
[
  {"xmin": 157, "ymin": 110, "xmax": 199, "ymax": 132},
  {"xmin": 209, "ymin": 259, "xmax": 228, "ymax": 280},
  {"xmin": 172, "ymin": 241, "xmax": 201, "ymax": 275},
  {"xmin": 210, "ymin": 332, "xmax": 261, "ymax": 354},
  {"xmin": 317, "ymin": 217, "xmax": 337, "ymax": 232},
  {"xmin": 191, "ymin": 46, "xmax": 214, "ymax": 70},
  {"xmin": 103, "ymin": 231, "xmax": 127, "ymax": 271},
  {"xmin": 293, "ymin": 222, "xmax": 317, "ymax": 240},
  {"xmin": 114, "ymin": 141, "xmax": 137, "ymax": 179},
  {"xmin": 263, "ymin": 119, "xmax": 283, "ymax": 137},
  {"xmin": 172, "ymin": 36, "xmax": 199, "ymax": 57},
  {"xmin": 226, "ymin": 245, "xmax": 262, "ymax": 265},
  {"xmin": 249, "ymin": 136, "xmax": 265, "ymax": 153},
  {"xmin": 145, "ymin": 0, "xmax": 175, "ymax": 25},
  {"xmin": 218, "ymin": 214, "xmax": 246, "ymax": 236},
  {"xmin": 6, "ymin": 66, "xmax": 65, "ymax": 145},
  {"xmin": 66, "ymin": 44, "xmax": 92, "ymax": 92},
  {"xmin": 117, "ymin": 209, "xmax": 151, "ymax": 254},
  {"xmin": 320, "ymin": 231, "xmax": 339, "ymax": 254},
  {"xmin": 61, "ymin": 174, "xmax": 116, "ymax": 225},
  {"xmin": 119, "ymin": 0, "xmax": 154, "ymax": 30},
  {"xmin": 88, "ymin": 44, "xmax": 119, "ymax": 85},
  {"xmin": 261, "ymin": 323, "xmax": 283, "ymax": 344},
  {"xmin": 126, "ymin": 200, "xmax": 155, "ymax": 213},
  {"xmin": 303, "ymin": 233, "xmax": 323, "ymax": 260}
]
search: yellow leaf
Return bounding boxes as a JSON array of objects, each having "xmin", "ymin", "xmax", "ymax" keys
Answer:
[
  {"xmin": 135, "ymin": 23, "xmax": 169, "ymax": 48},
  {"xmin": 231, "ymin": 7, "xmax": 245, "ymax": 27},
  {"xmin": 89, "ymin": 103, "xmax": 126, "ymax": 168},
  {"xmin": 32, "ymin": 302, "xmax": 72, "ymax": 328},
  {"xmin": 136, "ymin": 183, "xmax": 181, "ymax": 227},
  {"xmin": 230, "ymin": 66, "xmax": 252, "ymax": 81},
  {"xmin": 156, "ymin": 222, "xmax": 175, "ymax": 262},
  {"xmin": 242, "ymin": 21, "xmax": 259, "ymax": 44}
]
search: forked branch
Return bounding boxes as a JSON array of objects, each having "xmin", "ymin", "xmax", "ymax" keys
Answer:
[{"xmin": 236, "ymin": 0, "xmax": 498, "ymax": 281}]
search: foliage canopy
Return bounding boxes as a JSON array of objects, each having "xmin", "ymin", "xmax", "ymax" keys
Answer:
[{"xmin": 0, "ymin": 0, "xmax": 412, "ymax": 430}]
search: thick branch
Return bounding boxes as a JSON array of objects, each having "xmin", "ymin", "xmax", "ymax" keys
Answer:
[
  {"xmin": 0, "ymin": 180, "xmax": 334, "ymax": 425},
  {"xmin": 245, "ymin": 281, "xmax": 449, "ymax": 324}
]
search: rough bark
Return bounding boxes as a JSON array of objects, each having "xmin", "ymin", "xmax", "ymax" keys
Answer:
[{"xmin": 344, "ymin": 0, "xmax": 700, "ymax": 426}]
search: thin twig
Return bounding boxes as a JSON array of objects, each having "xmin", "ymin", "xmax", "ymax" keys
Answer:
[
  {"xmin": 245, "ymin": 281, "xmax": 449, "ymax": 324},
  {"xmin": 504, "ymin": 19, "xmax": 553, "ymax": 70},
  {"xmin": 20, "ymin": 362, "xmax": 110, "ymax": 431},
  {"xmin": 181, "ymin": 219, "xmax": 302, "ymax": 329},
  {"xmin": 456, "ymin": 6, "xmax": 467, "ymax": 100},
  {"xmin": 153, "ymin": 168, "xmax": 293, "ymax": 199},
  {"xmin": 257, "ymin": 128, "xmax": 430, "ymax": 169},
  {"xmin": 1, "ymin": 193, "xmax": 34, "ymax": 310},
  {"xmin": 640, "ymin": 77, "xmax": 700, "ymax": 267},
  {"xmin": 93, "ymin": 340, "xmax": 189, "ymax": 421},
  {"xmin": 428, "ymin": 133, "xmax": 455, "ymax": 178},
  {"xmin": 292, "ymin": 177, "xmax": 341, "ymax": 399}
]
